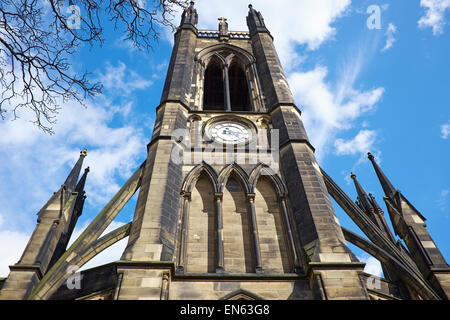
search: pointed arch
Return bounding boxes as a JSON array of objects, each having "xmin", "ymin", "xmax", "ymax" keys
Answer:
[
  {"xmin": 220, "ymin": 289, "xmax": 263, "ymax": 300},
  {"xmin": 185, "ymin": 171, "xmax": 217, "ymax": 273},
  {"xmin": 182, "ymin": 161, "xmax": 219, "ymax": 194},
  {"xmin": 250, "ymin": 163, "xmax": 293, "ymax": 273},
  {"xmin": 218, "ymin": 163, "xmax": 254, "ymax": 273},
  {"xmin": 179, "ymin": 162, "xmax": 219, "ymax": 274},
  {"xmin": 196, "ymin": 43, "xmax": 255, "ymax": 67},
  {"xmin": 217, "ymin": 163, "xmax": 250, "ymax": 194},
  {"xmin": 249, "ymin": 163, "xmax": 287, "ymax": 196}
]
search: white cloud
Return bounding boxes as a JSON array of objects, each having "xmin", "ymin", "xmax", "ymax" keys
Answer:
[
  {"xmin": 0, "ymin": 230, "xmax": 30, "ymax": 276},
  {"xmin": 98, "ymin": 61, "xmax": 153, "ymax": 94},
  {"xmin": 358, "ymin": 254, "xmax": 383, "ymax": 277},
  {"xmin": 289, "ymin": 64, "xmax": 384, "ymax": 160},
  {"xmin": 441, "ymin": 122, "xmax": 450, "ymax": 139},
  {"xmin": 0, "ymin": 212, "xmax": 31, "ymax": 276},
  {"xmin": 382, "ymin": 23, "xmax": 397, "ymax": 52},
  {"xmin": 381, "ymin": 4, "xmax": 390, "ymax": 11},
  {"xmin": 335, "ymin": 130, "xmax": 377, "ymax": 156},
  {"xmin": 437, "ymin": 189, "xmax": 449, "ymax": 212},
  {"xmin": 113, "ymin": 35, "xmax": 141, "ymax": 54},
  {"xmin": 418, "ymin": 0, "xmax": 450, "ymax": 35}
]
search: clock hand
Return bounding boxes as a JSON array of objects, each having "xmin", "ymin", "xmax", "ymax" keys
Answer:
[{"xmin": 223, "ymin": 128, "xmax": 241, "ymax": 137}]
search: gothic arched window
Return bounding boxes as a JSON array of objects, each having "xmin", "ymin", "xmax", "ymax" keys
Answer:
[
  {"xmin": 229, "ymin": 62, "xmax": 250, "ymax": 111},
  {"xmin": 201, "ymin": 52, "xmax": 254, "ymax": 112},
  {"xmin": 203, "ymin": 59, "xmax": 224, "ymax": 111}
]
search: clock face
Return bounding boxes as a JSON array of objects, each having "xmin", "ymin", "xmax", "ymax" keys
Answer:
[{"xmin": 208, "ymin": 121, "xmax": 251, "ymax": 145}]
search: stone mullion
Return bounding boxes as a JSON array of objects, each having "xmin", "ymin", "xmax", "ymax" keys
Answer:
[
  {"xmin": 279, "ymin": 195, "xmax": 301, "ymax": 272},
  {"xmin": 223, "ymin": 64, "xmax": 231, "ymax": 111},
  {"xmin": 247, "ymin": 193, "xmax": 263, "ymax": 273},
  {"xmin": 176, "ymin": 193, "xmax": 191, "ymax": 273},
  {"xmin": 215, "ymin": 193, "xmax": 225, "ymax": 273}
]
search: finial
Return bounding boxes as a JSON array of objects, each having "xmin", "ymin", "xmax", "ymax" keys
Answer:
[
  {"xmin": 218, "ymin": 17, "xmax": 229, "ymax": 37},
  {"xmin": 368, "ymin": 152, "xmax": 374, "ymax": 160},
  {"xmin": 350, "ymin": 172, "xmax": 356, "ymax": 179},
  {"xmin": 84, "ymin": 166, "xmax": 90, "ymax": 173},
  {"xmin": 246, "ymin": 3, "xmax": 268, "ymax": 35},
  {"xmin": 80, "ymin": 148, "xmax": 87, "ymax": 157}
]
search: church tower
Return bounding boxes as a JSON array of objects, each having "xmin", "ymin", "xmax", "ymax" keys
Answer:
[
  {"xmin": 112, "ymin": 2, "xmax": 368, "ymax": 300},
  {"xmin": 1, "ymin": 3, "xmax": 449, "ymax": 300}
]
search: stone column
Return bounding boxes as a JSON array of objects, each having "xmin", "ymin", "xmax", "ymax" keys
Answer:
[
  {"xmin": 176, "ymin": 193, "xmax": 191, "ymax": 273},
  {"xmin": 215, "ymin": 193, "xmax": 225, "ymax": 273},
  {"xmin": 279, "ymin": 195, "xmax": 301, "ymax": 272},
  {"xmin": 223, "ymin": 64, "xmax": 231, "ymax": 111}
]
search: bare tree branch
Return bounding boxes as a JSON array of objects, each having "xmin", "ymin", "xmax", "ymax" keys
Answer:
[{"xmin": 0, "ymin": 0, "xmax": 189, "ymax": 133}]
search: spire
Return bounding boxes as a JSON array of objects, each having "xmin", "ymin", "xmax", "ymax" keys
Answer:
[
  {"xmin": 246, "ymin": 4, "xmax": 270, "ymax": 36},
  {"xmin": 350, "ymin": 172, "xmax": 374, "ymax": 213},
  {"xmin": 75, "ymin": 166, "xmax": 89, "ymax": 194},
  {"xmin": 73, "ymin": 167, "xmax": 89, "ymax": 220},
  {"xmin": 47, "ymin": 166, "xmax": 89, "ymax": 270},
  {"xmin": 367, "ymin": 152, "xmax": 396, "ymax": 199},
  {"xmin": 64, "ymin": 149, "xmax": 87, "ymax": 192},
  {"xmin": 180, "ymin": 1, "xmax": 198, "ymax": 28}
]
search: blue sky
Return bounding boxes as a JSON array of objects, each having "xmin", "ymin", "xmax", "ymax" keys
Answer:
[{"xmin": 0, "ymin": 0, "xmax": 449, "ymax": 277}]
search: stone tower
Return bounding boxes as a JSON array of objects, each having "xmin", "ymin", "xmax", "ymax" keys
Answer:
[{"xmin": 1, "ymin": 3, "xmax": 449, "ymax": 300}]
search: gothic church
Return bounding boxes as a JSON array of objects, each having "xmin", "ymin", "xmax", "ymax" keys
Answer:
[{"xmin": 0, "ymin": 3, "xmax": 449, "ymax": 300}]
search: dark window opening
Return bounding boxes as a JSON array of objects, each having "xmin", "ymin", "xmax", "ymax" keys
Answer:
[
  {"xmin": 229, "ymin": 62, "xmax": 250, "ymax": 111},
  {"xmin": 203, "ymin": 60, "xmax": 224, "ymax": 111}
]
